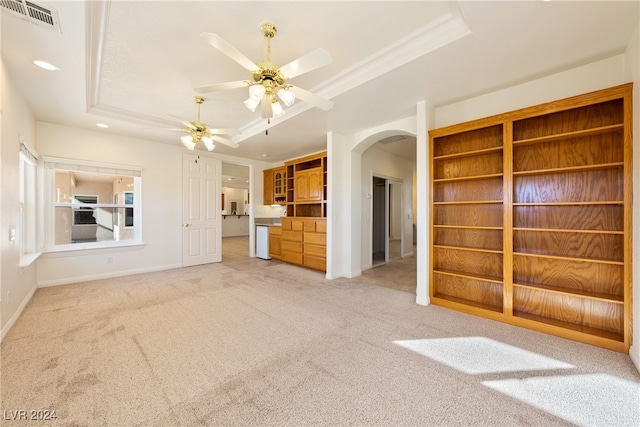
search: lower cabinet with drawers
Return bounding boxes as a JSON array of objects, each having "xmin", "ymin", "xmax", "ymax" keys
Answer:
[{"xmin": 281, "ymin": 217, "xmax": 326, "ymax": 271}]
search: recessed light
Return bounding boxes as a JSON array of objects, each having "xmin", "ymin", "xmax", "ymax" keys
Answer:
[
  {"xmin": 262, "ymin": 154, "xmax": 270, "ymax": 158},
  {"xmin": 96, "ymin": 123, "xmax": 109, "ymax": 128},
  {"xmin": 33, "ymin": 60, "xmax": 59, "ymax": 71}
]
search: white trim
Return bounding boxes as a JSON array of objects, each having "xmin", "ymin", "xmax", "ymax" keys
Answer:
[
  {"xmin": 42, "ymin": 156, "xmax": 142, "ymax": 176},
  {"xmin": 19, "ymin": 252, "xmax": 42, "ymax": 268},
  {"xmin": 44, "ymin": 241, "xmax": 145, "ymax": 255},
  {"xmin": 1, "ymin": 285, "xmax": 37, "ymax": 342},
  {"xmin": 37, "ymin": 263, "xmax": 182, "ymax": 288},
  {"xmin": 630, "ymin": 345, "xmax": 640, "ymax": 374}
]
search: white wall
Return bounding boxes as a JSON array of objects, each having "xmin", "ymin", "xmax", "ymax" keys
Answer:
[
  {"xmin": 360, "ymin": 147, "xmax": 414, "ymax": 270},
  {"xmin": 1, "ymin": 60, "xmax": 39, "ymax": 339},
  {"xmin": 625, "ymin": 23, "xmax": 640, "ymax": 371},
  {"xmin": 35, "ymin": 122, "xmax": 271, "ymax": 286}
]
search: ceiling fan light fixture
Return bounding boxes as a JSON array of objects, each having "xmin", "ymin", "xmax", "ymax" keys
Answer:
[
  {"xmin": 271, "ymin": 99, "xmax": 284, "ymax": 117},
  {"xmin": 202, "ymin": 136, "xmax": 215, "ymax": 151},
  {"xmin": 244, "ymin": 96, "xmax": 261, "ymax": 112},
  {"xmin": 181, "ymin": 135, "xmax": 196, "ymax": 150},
  {"xmin": 249, "ymin": 84, "xmax": 266, "ymax": 101},
  {"xmin": 277, "ymin": 87, "xmax": 295, "ymax": 107}
]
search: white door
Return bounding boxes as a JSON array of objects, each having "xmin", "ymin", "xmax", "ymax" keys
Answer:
[{"xmin": 182, "ymin": 154, "xmax": 222, "ymax": 266}]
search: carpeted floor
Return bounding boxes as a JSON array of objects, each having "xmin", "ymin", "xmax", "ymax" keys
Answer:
[{"xmin": 1, "ymin": 237, "xmax": 638, "ymax": 426}]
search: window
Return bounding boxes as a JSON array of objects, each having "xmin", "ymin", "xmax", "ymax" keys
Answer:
[
  {"xmin": 43, "ymin": 157, "xmax": 142, "ymax": 251},
  {"xmin": 19, "ymin": 141, "xmax": 39, "ymax": 263}
]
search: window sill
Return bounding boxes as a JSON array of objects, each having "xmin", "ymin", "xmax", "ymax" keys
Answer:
[
  {"xmin": 20, "ymin": 252, "xmax": 42, "ymax": 268},
  {"xmin": 45, "ymin": 241, "xmax": 145, "ymax": 256}
]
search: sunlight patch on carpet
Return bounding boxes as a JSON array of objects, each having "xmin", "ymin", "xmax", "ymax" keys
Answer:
[
  {"xmin": 482, "ymin": 373, "xmax": 640, "ymax": 427},
  {"xmin": 393, "ymin": 336, "xmax": 574, "ymax": 374}
]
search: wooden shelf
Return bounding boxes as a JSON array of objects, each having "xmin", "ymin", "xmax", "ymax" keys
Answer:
[
  {"xmin": 513, "ymin": 162, "xmax": 623, "ymax": 177},
  {"xmin": 433, "ymin": 294, "xmax": 503, "ymax": 314},
  {"xmin": 433, "ymin": 145, "xmax": 503, "ymax": 161},
  {"xmin": 433, "ymin": 173, "xmax": 503, "ymax": 183},
  {"xmin": 433, "ymin": 200, "xmax": 502, "ymax": 205},
  {"xmin": 433, "ymin": 244, "xmax": 502, "ymax": 254},
  {"xmin": 513, "ymin": 311, "xmax": 624, "ymax": 343},
  {"xmin": 433, "ymin": 224, "xmax": 503, "ymax": 230},
  {"xmin": 513, "ymin": 280, "xmax": 623, "ymax": 304},
  {"xmin": 512, "ymin": 123, "xmax": 623, "ymax": 146},
  {"xmin": 513, "ymin": 201, "xmax": 623, "ymax": 206},
  {"xmin": 513, "ymin": 227, "xmax": 623, "ymax": 235},
  {"xmin": 433, "ymin": 268, "xmax": 502, "ymax": 284},
  {"xmin": 513, "ymin": 251, "xmax": 623, "ymax": 266}
]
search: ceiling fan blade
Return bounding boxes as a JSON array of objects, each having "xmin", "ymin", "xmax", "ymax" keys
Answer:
[
  {"xmin": 194, "ymin": 80, "xmax": 248, "ymax": 94},
  {"xmin": 157, "ymin": 128, "xmax": 189, "ymax": 132},
  {"xmin": 279, "ymin": 48, "xmax": 332, "ymax": 80},
  {"xmin": 168, "ymin": 114, "xmax": 197, "ymax": 130},
  {"xmin": 209, "ymin": 128, "xmax": 239, "ymax": 135},
  {"xmin": 290, "ymin": 86, "xmax": 333, "ymax": 111},
  {"xmin": 211, "ymin": 135, "xmax": 239, "ymax": 148},
  {"xmin": 200, "ymin": 32, "xmax": 259, "ymax": 72}
]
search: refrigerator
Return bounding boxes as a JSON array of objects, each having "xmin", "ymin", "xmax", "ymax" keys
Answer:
[{"xmin": 256, "ymin": 225, "xmax": 271, "ymax": 260}]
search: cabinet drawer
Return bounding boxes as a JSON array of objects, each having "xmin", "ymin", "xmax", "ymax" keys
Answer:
[
  {"xmin": 303, "ymin": 255, "xmax": 326, "ymax": 271},
  {"xmin": 282, "ymin": 240, "xmax": 303, "ymax": 253},
  {"xmin": 303, "ymin": 220, "xmax": 317, "ymax": 232},
  {"xmin": 304, "ymin": 243, "xmax": 326, "ymax": 258},
  {"xmin": 315, "ymin": 220, "xmax": 327, "ymax": 233},
  {"xmin": 282, "ymin": 218, "xmax": 303, "ymax": 231},
  {"xmin": 304, "ymin": 232, "xmax": 326, "ymax": 246},
  {"xmin": 282, "ymin": 230, "xmax": 303, "ymax": 242},
  {"xmin": 282, "ymin": 251, "xmax": 303, "ymax": 265},
  {"xmin": 269, "ymin": 226, "xmax": 282, "ymax": 236}
]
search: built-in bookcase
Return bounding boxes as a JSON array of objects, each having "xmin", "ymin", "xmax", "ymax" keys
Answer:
[{"xmin": 429, "ymin": 84, "xmax": 632, "ymax": 352}]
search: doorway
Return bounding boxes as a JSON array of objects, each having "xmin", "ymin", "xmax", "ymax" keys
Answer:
[
  {"xmin": 372, "ymin": 175, "xmax": 403, "ymax": 267},
  {"xmin": 221, "ymin": 162, "xmax": 251, "ymax": 259}
]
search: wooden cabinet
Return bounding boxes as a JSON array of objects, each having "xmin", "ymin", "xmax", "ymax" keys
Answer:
[
  {"xmin": 294, "ymin": 168, "xmax": 323, "ymax": 202},
  {"xmin": 285, "ymin": 152, "xmax": 327, "ymax": 218},
  {"xmin": 281, "ymin": 217, "xmax": 326, "ymax": 271},
  {"xmin": 269, "ymin": 226, "xmax": 282, "ymax": 259},
  {"xmin": 429, "ymin": 84, "xmax": 632, "ymax": 352},
  {"xmin": 273, "ymin": 167, "xmax": 286, "ymax": 203},
  {"xmin": 263, "ymin": 167, "xmax": 286, "ymax": 206},
  {"xmin": 263, "ymin": 169, "xmax": 274, "ymax": 205}
]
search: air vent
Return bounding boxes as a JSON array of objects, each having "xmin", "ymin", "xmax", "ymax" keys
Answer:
[{"xmin": 1, "ymin": 0, "xmax": 60, "ymax": 33}]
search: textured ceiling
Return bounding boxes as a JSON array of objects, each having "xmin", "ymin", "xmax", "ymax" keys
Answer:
[{"xmin": 2, "ymin": 1, "xmax": 638, "ymax": 163}]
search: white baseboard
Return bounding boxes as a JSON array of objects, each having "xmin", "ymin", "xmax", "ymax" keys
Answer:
[
  {"xmin": 629, "ymin": 344, "xmax": 640, "ymax": 374},
  {"xmin": 416, "ymin": 295, "xmax": 430, "ymax": 306},
  {"xmin": 37, "ymin": 263, "xmax": 183, "ymax": 288},
  {"xmin": 1, "ymin": 285, "xmax": 37, "ymax": 342}
]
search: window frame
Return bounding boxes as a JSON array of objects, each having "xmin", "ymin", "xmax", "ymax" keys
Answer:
[
  {"xmin": 43, "ymin": 156, "xmax": 143, "ymax": 252},
  {"xmin": 19, "ymin": 141, "xmax": 40, "ymax": 266}
]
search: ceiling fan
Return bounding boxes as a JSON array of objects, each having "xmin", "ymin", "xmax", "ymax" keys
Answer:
[
  {"xmin": 166, "ymin": 96, "xmax": 240, "ymax": 151},
  {"xmin": 194, "ymin": 22, "xmax": 333, "ymax": 121}
]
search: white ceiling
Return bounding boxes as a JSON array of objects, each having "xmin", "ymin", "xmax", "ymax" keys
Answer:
[{"xmin": 2, "ymin": 1, "xmax": 638, "ymax": 164}]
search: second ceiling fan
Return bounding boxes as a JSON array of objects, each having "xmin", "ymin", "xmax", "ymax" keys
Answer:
[{"xmin": 195, "ymin": 22, "xmax": 333, "ymax": 121}]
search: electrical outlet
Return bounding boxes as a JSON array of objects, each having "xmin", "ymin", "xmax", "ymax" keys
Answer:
[{"xmin": 107, "ymin": 256, "xmax": 113, "ymax": 264}]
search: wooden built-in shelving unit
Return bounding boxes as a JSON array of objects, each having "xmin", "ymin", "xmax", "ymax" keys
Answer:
[{"xmin": 429, "ymin": 84, "xmax": 632, "ymax": 352}]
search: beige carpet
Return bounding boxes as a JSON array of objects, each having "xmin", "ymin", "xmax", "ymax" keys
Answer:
[{"xmin": 2, "ymin": 243, "xmax": 639, "ymax": 426}]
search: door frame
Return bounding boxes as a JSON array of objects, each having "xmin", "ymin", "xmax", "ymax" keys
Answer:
[{"xmin": 370, "ymin": 172, "xmax": 404, "ymax": 267}]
